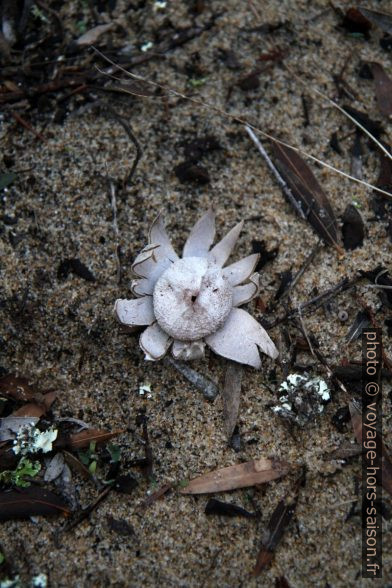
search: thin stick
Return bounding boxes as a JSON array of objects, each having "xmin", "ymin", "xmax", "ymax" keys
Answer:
[
  {"xmin": 282, "ymin": 242, "xmax": 322, "ymax": 301},
  {"xmin": 107, "ymin": 178, "xmax": 121, "ymax": 285},
  {"xmin": 222, "ymin": 361, "xmax": 243, "ymax": 440},
  {"xmin": 92, "ymin": 47, "xmax": 392, "ymax": 200},
  {"xmin": 245, "ymin": 126, "xmax": 306, "ymax": 219},
  {"xmin": 10, "ymin": 111, "xmax": 45, "ymax": 141},
  {"xmin": 269, "ymin": 277, "xmax": 359, "ymax": 328},
  {"xmin": 102, "ymin": 105, "xmax": 142, "ymax": 188},
  {"xmin": 296, "ymin": 311, "xmax": 316, "ymax": 358}
]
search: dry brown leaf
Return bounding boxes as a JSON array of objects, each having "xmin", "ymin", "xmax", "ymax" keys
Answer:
[
  {"xmin": 180, "ymin": 457, "xmax": 290, "ymax": 494},
  {"xmin": 253, "ymin": 472, "xmax": 304, "ymax": 576},
  {"xmin": 0, "ymin": 487, "xmax": 70, "ymax": 521},
  {"xmin": 12, "ymin": 403, "xmax": 46, "ymax": 418},
  {"xmin": 0, "ymin": 375, "xmax": 35, "ymax": 402},
  {"xmin": 66, "ymin": 428, "xmax": 125, "ymax": 449},
  {"xmin": 369, "ymin": 62, "xmax": 392, "ymax": 118},
  {"xmin": 271, "ymin": 142, "xmax": 341, "ymax": 252},
  {"xmin": 222, "ymin": 361, "xmax": 242, "ymax": 439},
  {"xmin": 75, "ymin": 23, "xmax": 114, "ymax": 47},
  {"xmin": 12, "ymin": 391, "xmax": 57, "ymax": 418}
]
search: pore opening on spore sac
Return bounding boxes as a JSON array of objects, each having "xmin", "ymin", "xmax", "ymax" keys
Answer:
[{"xmin": 152, "ymin": 257, "xmax": 233, "ymax": 341}]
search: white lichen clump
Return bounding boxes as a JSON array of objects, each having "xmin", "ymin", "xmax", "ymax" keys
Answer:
[
  {"xmin": 272, "ymin": 373, "xmax": 331, "ymax": 427},
  {"xmin": 13, "ymin": 424, "xmax": 58, "ymax": 456},
  {"xmin": 115, "ymin": 211, "xmax": 278, "ymax": 368}
]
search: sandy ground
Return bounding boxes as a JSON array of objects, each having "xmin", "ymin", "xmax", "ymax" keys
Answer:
[{"xmin": 1, "ymin": 0, "xmax": 392, "ymax": 586}]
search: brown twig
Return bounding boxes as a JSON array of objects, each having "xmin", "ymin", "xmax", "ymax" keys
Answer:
[
  {"xmin": 268, "ymin": 277, "xmax": 359, "ymax": 328},
  {"xmin": 100, "ymin": 105, "xmax": 142, "ymax": 188},
  {"xmin": 10, "ymin": 111, "xmax": 45, "ymax": 141},
  {"xmin": 54, "ymin": 485, "xmax": 112, "ymax": 542}
]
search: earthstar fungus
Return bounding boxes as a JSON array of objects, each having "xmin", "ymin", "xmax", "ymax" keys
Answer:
[{"xmin": 114, "ymin": 211, "xmax": 278, "ymax": 368}]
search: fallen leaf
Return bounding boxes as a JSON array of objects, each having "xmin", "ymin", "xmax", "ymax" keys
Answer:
[
  {"xmin": 349, "ymin": 401, "xmax": 392, "ymax": 496},
  {"xmin": 376, "ymin": 142, "xmax": 392, "ymax": 195},
  {"xmin": 0, "ymin": 377, "xmax": 55, "ymax": 414},
  {"xmin": 342, "ymin": 105, "xmax": 384, "ymax": 141},
  {"xmin": 12, "ymin": 392, "xmax": 57, "ymax": 418},
  {"xmin": 0, "ymin": 487, "xmax": 70, "ymax": 520},
  {"xmin": 64, "ymin": 428, "xmax": 125, "ymax": 450},
  {"xmin": 369, "ymin": 62, "xmax": 392, "ymax": 117},
  {"xmin": 0, "ymin": 376, "xmax": 35, "ymax": 402},
  {"xmin": 253, "ymin": 474, "xmax": 304, "ymax": 575},
  {"xmin": 222, "ymin": 361, "xmax": 242, "ymax": 439},
  {"xmin": 44, "ymin": 453, "xmax": 65, "ymax": 483},
  {"xmin": 75, "ymin": 23, "xmax": 114, "ymax": 47},
  {"xmin": 205, "ymin": 498, "xmax": 258, "ymax": 518},
  {"xmin": 180, "ymin": 457, "xmax": 290, "ymax": 494},
  {"xmin": 327, "ymin": 443, "xmax": 363, "ymax": 461},
  {"xmin": 270, "ymin": 142, "xmax": 341, "ymax": 252},
  {"xmin": 274, "ymin": 270, "xmax": 293, "ymax": 301},
  {"xmin": 342, "ymin": 204, "xmax": 365, "ymax": 250}
]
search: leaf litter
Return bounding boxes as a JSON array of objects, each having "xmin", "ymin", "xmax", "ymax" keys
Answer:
[
  {"xmin": 269, "ymin": 142, "xmax": 341, "ymax": 252},
  {"xmin": 253, "ymin": 472, "xmax": 305, "ymax": 575}
]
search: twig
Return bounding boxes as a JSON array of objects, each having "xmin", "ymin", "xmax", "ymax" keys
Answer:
[
  {"xmin": 140, "ymin": 483, "xmax": 172, "ymax": 510},
  {"xmin": 165, "ymin": 357, "xmax": 219, "ymax": 401},
  {"xmin": 246, "ymin": 125, "xmax": 306, "ymax": 219},
  {"xmin": 222, "ymin": 361, "xmax": 243, "ymax": 439},
  {"xmin": 107, "ymin": 178, "xmax": 122, "ymax": 285},
  {"xmin": 54, "ymin": 486, "xmax": 112, "ymax": 540},
  {"xmin": 270, "ymin": 242, "xmax": 322, "ymax": 312},
  {"xmin": 296, "ymin": 310, "xmax": 316, "ymax": 358},
  {"xmin": 101, "ymin": 105, "xmax": 142, "ymax": 188},
  {"xmin": 10, "ymin": 111, "xmax": 45, "ymax": 141},
  {"xmin": 269, "ymin": 277, "xmax": 359, "ymax": 328},
  {"xmin": 313, "ymin": 347, "xmax": 348, "ymax": 395}
]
